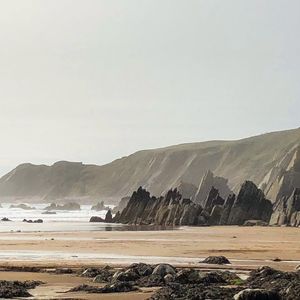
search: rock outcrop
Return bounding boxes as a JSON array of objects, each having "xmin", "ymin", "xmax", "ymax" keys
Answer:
[
  {"xmin": 194, "ymin": 170, "xmax": 232, "ymax": 206},
  {"xmin": 114, "ymin": 187, "xmax": 209, "ymax": 226},
  {"xmin": 114, "ymin": 181, "xmax": 274, "ymax": 227},
  {"xmin": 226, "ymin": 181, "xmax": 273, "ymax": 225},
  {"xmin": 91, "ymin": 201, "xmax": 108, "ymax": 211},
  {"xmin": 112, "ymin": 196, "xmax": 130, "ymax": 214},
  {"xmin": 270, "ymin": 188, "xmax": 300, "ymax": 226}
]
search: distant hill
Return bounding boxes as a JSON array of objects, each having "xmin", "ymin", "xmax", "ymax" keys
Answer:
[{"xmin": 0, "ymin": 127, "xmax": 299, "ymax": 203}]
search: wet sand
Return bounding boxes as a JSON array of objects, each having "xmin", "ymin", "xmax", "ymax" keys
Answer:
[
  {"xmin": 0, "ymin": 226, "xmax": 299, "ymax": 268},
  {"xmin": 0, "ymin": 226, "xmax": 299, "ymax": 299}
]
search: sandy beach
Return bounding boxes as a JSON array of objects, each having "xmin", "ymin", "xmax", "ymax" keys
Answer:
[{"xmin": 0, "ymin": 226, "xmax": 299, "ymax": 299}]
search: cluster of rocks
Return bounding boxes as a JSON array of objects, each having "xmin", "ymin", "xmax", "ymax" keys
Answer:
[
  {"xmin": 22, "ymin": 219, "xmax": 43, "ymax": 223},
  {"xmin": 109, "ymin": 180, "xmax": 275, "ymax": 226},
  {"xmin": 1, "ymin": 217, "xmax": 11, "ymax": 222},
  {"xmin": 114, "ymin": 187, "xmax": 210, "ymax": 226},
  {"xmin": 0, "ymin": 280, "xmax": 43, "ymax": 298},
  {"xmin": 44, "ymin": 202, "xmax": 81, "ymax": 211},
  {"xmin": 91, "ymin": 201, "xmax": 109, "ymax": 211},
  {"xmin": 9, "ymin": 204, "xmax": 35, "ymax": 210},
  {"xmin": 67, "ymin": 261, "xmax": 300, "ymax": 299},
  {"xmin": 89, "ymin": 209, "xmax": 113, "ymax": 223}
]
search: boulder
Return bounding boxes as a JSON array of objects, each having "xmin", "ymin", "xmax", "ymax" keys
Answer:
[
  {"xmin": 175, "ymin": 269, "xmax": 200, "ymax": 284},
  {"xmin": 201, "ymin": 256, "xmax": 231, "ymax": 265},
  {"xmin": 234, "ymin": 289, "xmax": 281, "ymax": 300},
  {"xmin": 163, "ymin": 274, "xmax": 174, "ymax": 284},
  {"xmin": 152, "ymin": 264, "xmax": 176, "ymax": 277},
  {"xmin": 89, "ymin": 216, "xmax": 105, "ymax": 223},
  {"xmin": 113, "ymin": 269, "xmax": 139, "ymax": 282}
]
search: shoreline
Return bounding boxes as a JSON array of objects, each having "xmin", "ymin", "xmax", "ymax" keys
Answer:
[{"xmin": 0, "ymin": 225, "xmax": 299, "ymax": 299}]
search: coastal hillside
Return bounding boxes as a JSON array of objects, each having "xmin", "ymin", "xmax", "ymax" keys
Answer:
[{"xmin": 0, "ymin": 128, "xmax": 299, "ymax": 203}]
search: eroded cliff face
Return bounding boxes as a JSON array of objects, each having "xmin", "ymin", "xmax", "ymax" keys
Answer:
[
  {"xmin": 270, "ymin": 188, "xmax": 300, "ymax": 226},
  {"xmin": 262, "ymin": 145, "xmax": 300, "ymax": 203}
]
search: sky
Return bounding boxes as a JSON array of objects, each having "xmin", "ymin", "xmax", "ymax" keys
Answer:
[{"xmin": 0, "ymin": 0, "xmax": 299, "ymax": 175}]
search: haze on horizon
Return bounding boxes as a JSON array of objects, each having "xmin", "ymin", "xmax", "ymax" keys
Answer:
[{"xmin": 0, "ymin": 0, "xmax": 299, "ymax": 176}]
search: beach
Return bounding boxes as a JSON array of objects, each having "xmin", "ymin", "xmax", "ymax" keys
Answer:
[{"xmin": 0, "ymin": 225, "xmax": 299, "ymax": 298}]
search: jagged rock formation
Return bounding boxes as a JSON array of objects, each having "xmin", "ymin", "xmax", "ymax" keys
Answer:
[
  {"xmin": 194, "ymin": 170, "xmax": 232, "ymax": 206},
  {"xmin": 266, "ymin": 147, "xmax": 300, "ymax": 226},
  {"xmin": 226, "ymin": 181, "xmax": 273, "ymax": 225},
  {"xmin": 270, "ymin": 188, "xmax": 300, "ymax": 226},
  {"xmin": 176, "ymin": 181, "xmax": 198, "ymax": 200},
  {"xmin": 113, "ymin": 180, "xmax": 276, "ymax": 226},
  {"xmin": 263, "ymin": 145, "xmax": 300, "ymax": 203},
  {"xmin": 112, "ymin": 196, "xmax": 130, "ymax": 214},
  {"xmin": 0, "ymin": 128, "xmax": 299, "ymax": 203},
  {"xmin": 114, "ymin": 187, "xmax": 209, "ymax": 226}
]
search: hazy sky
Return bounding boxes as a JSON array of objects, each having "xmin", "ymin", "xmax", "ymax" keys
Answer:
[{"xmin": 0, "ymin": 0, "xmax": 299, "ymax": 175}]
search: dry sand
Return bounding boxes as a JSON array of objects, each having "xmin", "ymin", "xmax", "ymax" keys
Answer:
[{"xmin": 0, "ymin": 226, "xmax": 299, "ymax": 299}]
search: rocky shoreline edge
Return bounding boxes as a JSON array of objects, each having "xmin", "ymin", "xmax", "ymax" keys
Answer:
[{"xmin": 0, "ymin": 256, "xmax": 299, "ymax": 299}]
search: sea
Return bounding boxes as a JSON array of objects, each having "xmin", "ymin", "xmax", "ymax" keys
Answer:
[
  {"xmin": 0, "ymin": 202, "xmax": 123, "ymax": 232},
  {"xmin": 0, "ymin": 203, "xmax": 174, "ymax": 232}
]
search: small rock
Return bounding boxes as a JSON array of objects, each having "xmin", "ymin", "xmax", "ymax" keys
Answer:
[
  {"xmin": 201, "ymin": 255, "xmax": 231, "ymax": 265},
  {"xmin": 272, "ymin": 257, "xmax": 281, "ymax": 262}
]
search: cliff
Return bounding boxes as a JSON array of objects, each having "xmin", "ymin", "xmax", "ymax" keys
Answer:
[{"xmin": 0, "ymin": 128, "xmax": 299, "ymax": 203}]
